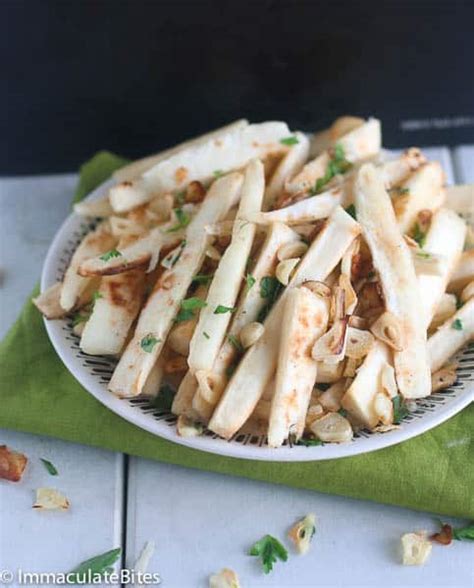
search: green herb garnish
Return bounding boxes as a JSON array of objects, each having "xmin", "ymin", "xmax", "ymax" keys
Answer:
[
  {"xmin": 412, "ymin": 223, "xmax": 427, "ymax": 248},
  {"xmin": 140, "ymin": 334, "xmax": 160, "ymax": 353},
  {"xmin": 192, "ymin": 273, "xmax": 214, "ymax": 285},
  {"xmin": 213, "ymin": 169, "xmax": 224, "ymax": 178},
  {"xmin": 311, "ymin": 144, "xmax": 352, "ymax": 195},
  {"xmin": 214, "ymin": 305, "xmax": 235, "ymax": 314},
  {"xmin": 452, "ymin": 523, "xmax": 474, "ymax": 541},
  {"xmin": 280, "ymin": 135, "xmax": 299, "ymax": 146},
  {"xmin": 72, "ymin": 312, "xmax": 90, "ymax": 327},
  {"xmin": 392, "ymin": 395, "xmax": 409, "ymax": 424},
  {"xmin": 167, "ymin": 207, "xmax": 191, "ymax": 232},
  {"xmin": 296, "ymin": 437, "xmax": 324, "ymax": 447},
  {"xmin": 40, "ymin": 458, "xmax": 58, "ymax": 476},
  {"xmin": 389, "ymin": 187, "xmax": 410, "ymax": 196},
  {"xmin": 451, "ymin": 318, "xmax": 463, "ymax": 331},
  {"xmin": 228, "ymin": 334, "xmax": 243, "ymax": 353},
  {"xmin": 345, "ymin": 204, "xmax": 357, "ymax": 219},
  {"xmin": 338, "ymin": 408, "xmax": 348, "ymax": 417},
  {"xmin": 203, "ymin": 331, "xmax": 210, "ymax": 339},
  {"xmin": 68, "ymin": 548, "xmax": 121, "ymax": 583},
  {"xmin": 175, "ymin": 297, "xmax": 207, "ymax": 323},
  {"xmin": 245, "ymin": 273, "xmax": 256, "ymax": 291},
  {"xmin": 249, "ymin": 535, "xmax": 288, "ymax": 574},
  {"xmin": 258, "ymin": 276, "xmax": 283, "ymax": 322},
  {"xmin": 92, "ymin": 291, "xmax": 103, "ymax": 303},
  {"xmin": 153, "ymin": 384, "xmax": 176, "ymax": 411},
  {"xmin": 100, "ymin": 249, "xmax": 122, "ymax": 262}
]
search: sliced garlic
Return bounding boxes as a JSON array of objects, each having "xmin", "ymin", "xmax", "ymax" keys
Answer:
[
  {"xmin": 176, "ymin": 415, "xmax": 204, "ymax": 437},
  {"xmin": 370, "ymin": 311, "xmax": 405, "ymax": 351},
  {"xmin": 288, "ymin": 513, "xmax": 316, "ymax": 555},
  {"xmin": 373, "ymin": 392, "xmax": 393, "ymax": 425},
  {"xmin": 277, "ymin": 241, "xmax": 309, "ymax": 261},
  {"xmin": 206, "ymin": 244, "xmax": 222, "ymax": 261},
  {"xmin": 239, "ymin": 321, "xmax": 265, "ymax": 349},
  {"xmin": 431, "ymin": 364, "xmax": 457, "ymax": 392},
  {"xmin": 339, "ymin": 274, "xmax": 358, "ymax": 314},
  {"xmin": 345, "ymin": 327, "xmax": 374, "ymax": 359},
  {"xmin": 33, "ymin": 488, "xmax": 70, "ymax": 511},
  {"xmin": 312, "ymin": 318, "xmax": 349, "ymax": 363},
  {"xmin": 309, "ymin": 412, "xmax": 353, "ymax": 443},
  {"xmin": 318, "ymin": 380, "xmax": 347, "ymax": 412},
  {"xmin": 276, "ymin": 258, "xmax": 300, "ymax": 286},
  {"xmin": 302, "ymin": 280, "xmax": 332, "ymax": 298},
  {"xmin": 401, "ymin": 532, "xmax": 432, "ymax": 566},
  {"xmin": 305, "ymin": 403, "xmax": 325, "ymax": 428},
  {"xmin": 209, "ymin": 568, "xmax": 240, "ymax": 588}
]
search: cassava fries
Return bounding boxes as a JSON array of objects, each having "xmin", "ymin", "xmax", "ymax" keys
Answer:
[
  {"xmin": 448, "ymin": 250, "xmax": 474, "ymax": 293},
  {"xmin": 416, "ymin": 208, "xmax": 466, "ymax": 327},
  {"xmin": 60, "ymin": 221, "xmax": 117, "ymax": 311},
  {"xmin": 33, "ymin": 283, "xmax": 66, "ymax": 319},
  {"xmin": 113, "ymin": 119, "xmax": 248, "ymax": 182},
  {"xmin": 80, "ymin": 269, "xmax": 146, "ymax": 355},
  {"xmin": 74, "ymin": 196, "xmax": 114, "ymax": 218},
  {"xmin": 268, "ymin": 287, "xmax": 330, "ymax": 447},
  {"xmin": 209, "ymin": 206, "xmax": 360, "ymax": 439},
  {"xmin": 109, "ymin": 122, "xmax": 290, "ymax": 212},
  {"xmin": 428, "ymin": 298, "xmax": 474, "ymax": 372},
  {"xmin": 188, "ymin": 160, "xmax": 265, "ymax": 373},
  {"xmin": 355, "ymin": 163, "xmax": 431, "ymax": 399},
  {"xmin": 108, "ymin": 172, "xmax": 243, "ymax": 397}
]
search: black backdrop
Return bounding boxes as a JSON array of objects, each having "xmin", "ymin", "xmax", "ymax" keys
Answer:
[{"xmin": 2, "ymin": 0, "xmax": 474, "ymax": 174}]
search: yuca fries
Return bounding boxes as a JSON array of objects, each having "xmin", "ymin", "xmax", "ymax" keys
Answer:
[{"xmin": 38, "ymin": 117, "xmax": 473, "ymax": 447}]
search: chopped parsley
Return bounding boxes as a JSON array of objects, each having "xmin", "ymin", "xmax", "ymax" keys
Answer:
[
  {"xmin": 245, "ymin": 273, "xmax": 256, "ymax": 291},
  {"xmin": 258, "ymin": 276, "xmax": 284, "ymax": 322},
  {"xmin": 296, "ymin": 437, "xmax": 324, "ymax": 447},
  {"xmin": 175, "ymin": 297, "xmax": 207, "ymax": 323},
  {"xmin": 213, "ymin": 169, "xmax": 224, "ymax": 178},
  {"xmin": 140, "ymin": 334, "xmax": 161, "ymax": 353},
  {"xmin": 412, "ymin": 223, "xmax": 427, "ymax": 248},
  {"xmin": 338, "ymin": 408, "xmax": 348, "ymax": 418},
  {"xmin": 192, "ymin": 273, "xmax": 214, "ymax": 285},
  {"xmin": 249, "ymin": 535, "xmax": 288, "ymax": 574},
  {"xmin": 92, "ymin": 291, "xmax": 103, "ymax": 303},
  {"xmin": 214, "ymin": 305, "xmax": 235, "ymax": 314},
  {"xmin": 311, "ymin": 144, "xmax": 352, "ymax": 195},
  {"xmin": 153, "ymin": 384, "xmax": 176, "ymax": 411},
  {"xmin": 415, "ymin": 250, "xmax": 431, "ymax": 259},
  {"xmin": 203, "ymin": 331, "xmax": 210, "ymax": 339},
  {"xmin": 392, "ymin": 395, "xmax": 410, "ymax": 424},
  {"xmin": 452, "ymin": 523, "xmax": 474, "ymax": 541},
  {"xmin": 345, "ymin": 204, "xmax": 357, "ymax": 219},
  {"xmin": 280, "ymin": 135, "xmax": 299, "ymax": 146},
  {"xmin": 68, "ymin": 548, "xmax": 121, "ymax": 583},
  {"xmin": 167, "ymin": 207, "xmax": 191, "ymax": 232},
  {"xmin": 72, "ymin": 312, "xmax": 90, "ymax": 327},
  {"xmin": 389, "ymin": 187, "xmax": 410, "ymax": 196},
  {"xmin": 228, "ymin": 334, "xmax": 243, "ymax": 353},
  {"xmin": 99, "ymin": 249, "xmax": 122, "ymax": 262},
  {"xmin": 175, "ymin": 190, "xmax": 186, "ymax": 206},
  {"xmin": 451, "ymin": 318, "xmax": 463, "ymax": 331},
  {"xmin": 40, "ymin": 458, "xmax": 58, "ymax": 476}
]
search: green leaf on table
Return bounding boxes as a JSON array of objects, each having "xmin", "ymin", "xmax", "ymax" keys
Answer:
[
  {"xmin": 68, "ymin": 547, "xmax": 121, "ymax": 582},
  {"xmin": 453, "ymin": 523, "xmax": 474, "ymax": 541},
  {"xmin": 249, "ymin": 534, "xmax": 288, "ymax": 574},
  {"xmin": 40, "ymin": 458, "xmax": 58, "ymax": 476}
]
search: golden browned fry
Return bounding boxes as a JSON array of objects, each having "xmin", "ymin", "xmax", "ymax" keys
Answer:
[{"xmin": 0, "ymin": 445, "xmax": 28, "ymax": 482}]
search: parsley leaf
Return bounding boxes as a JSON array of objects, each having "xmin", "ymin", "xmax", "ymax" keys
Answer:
[
  {"xmin": 345, "ymin": 204, "xmax": 357, "ymax": 219},
  {"xmin": 167, "ymin": 207, "xmax": 191, "ymax": 232},
  {"xmin": 153, "ymin": 384, "xmax": 176, "ymax": 411},
  {"xmin": 40, "ymin": 458, "xmax": 58, "ymax": 476},
  {"xmin": 245, "ymin": 273, "xmax": 256, "ymax": 291},
  {"xmin": 192, "ymin": 273, "xmax": 214, "ymax": 285},
  {"xmin": 280, "ymin": 135, "xmax": 299, "ymax": 146},
  {"xmin": 451, "ymin": 318, "xmax": 463, "ymax": 331},
  {"xmin": 258, "ymin": 276, "xmax": 283, "ymax": 322},
  {"xmin": 92, "ymin": 291, "xmax": 103, "ymax": 303},
  {"xmin": 228, "ymin": 334, "xmax": 243, "ymax": 353},
  {"xmin": 175, "ymin": 297, "xmax": 207, "ymax": 323},
  {"xmin": 389, "ymin": 186, "xmax": 410, "ymax": 196},
  {"xmin": 213, "ymin": 169, "xmax": 224, "ymax": 178},
  {"xmin": 392, "ymin": 395, "xmax": 410, "ymax": 424},
  {"xmin": 453, "ymin": 523, "xmax": 474, "ymax": 541},
  {"xmin": 338, "ymin": 408, "xmax": 348, "ymax": 417},
  {"xmin": 72, "ymin": 312, "xmax": 90, "ymax": 327},
  {"xmin": 203, "ymin": 331, "xmax": 210, "ymax": 339},
  {"xmin": 100, "ymin": 249, "xmax": 122, "ymax": 262},
  {"xmin": 311, "ymin": 144, "xmax": 352, "ymax": 195},
  {"xmin": 412, "ymin": 223, "xmax": 427, "ymax": 248},
  {"xmin": 249, "ymin": 535, "xmax": 288, "ymax": 574},
  {"xmin": 297, "ymin": 437, "xmax": 324, "ymax": 447},
  {"xmin": 214, "ymin": 305, "xmax": 235, "ymax": 314},
  {"xmin": 68, "ymin": 548, "xmax": 121, "ymax": 583},
  {"xmin": 140, "ymin": 334, "xmax": 161, "ymax": 353},
  {"xmin": 175, "ymin": 190, "xmax": 186, "ymax": 206}
]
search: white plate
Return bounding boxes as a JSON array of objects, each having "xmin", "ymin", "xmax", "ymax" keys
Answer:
[{"xmin": 41, "ymin": 178, "xmax": 474, "ymax": 461}]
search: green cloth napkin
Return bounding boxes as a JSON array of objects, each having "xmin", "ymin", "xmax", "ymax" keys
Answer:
[{"xmin": 1, "ymin": 152, "xmax": 473, "ymax": 518}]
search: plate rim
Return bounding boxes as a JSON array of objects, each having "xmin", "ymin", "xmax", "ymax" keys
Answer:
[{"xmin": 40, "ymin": 178, "xmax": 474, "ymax": 462}]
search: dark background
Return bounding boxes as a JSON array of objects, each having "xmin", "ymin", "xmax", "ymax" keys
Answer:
[{"xmin": 2, "ymin": 0, "xmax": 474, "ymax": 174}]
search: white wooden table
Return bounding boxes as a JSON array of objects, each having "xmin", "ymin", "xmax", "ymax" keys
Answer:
[{"xmin": 0, "ymin": 147, "xmax": 473, "ymax": 588}]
